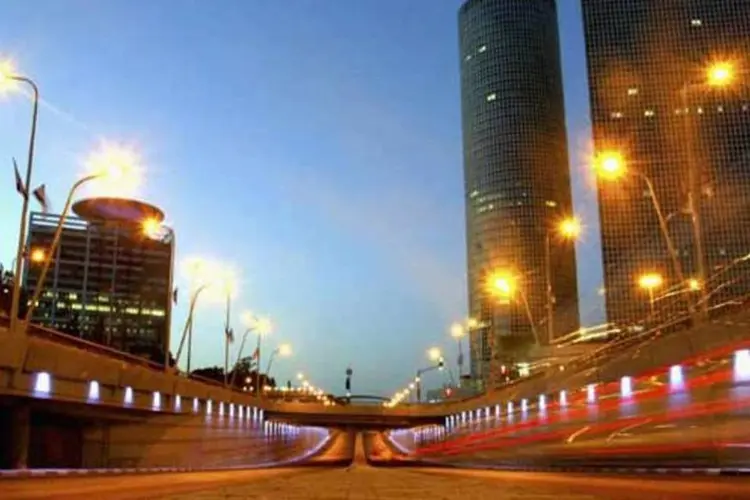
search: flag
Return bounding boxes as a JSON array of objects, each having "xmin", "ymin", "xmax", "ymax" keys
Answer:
[
  {"xmin": 32, "ymin": 184, "xmax": 49, "ymax": 212},
  {"xmin": 225, "ymin": 327, "xmax": 234, "ymax": 343},
  {"xmin": 250, "ymin": 347, "xmax": 260, "ymax": 360},
  {"xmin": 13, "ymin": 158, "xmax": 27, "ymax": 199},
  {"xmin": 172, "ymin": 287, "xmax": 178, "ymax": 305}
]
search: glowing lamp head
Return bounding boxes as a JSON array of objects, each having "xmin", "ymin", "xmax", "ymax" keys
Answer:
[
  {"xmin": 638, "ymin": 273, "xmax": 664, "ymax": 290},
  {"xmin": 558, "ymin": 217, "xmax": 582, "ymax": 240},
  {"xmin": 278, "ymin": 343, "xmax": 292, "ymax": 357},
  {"xmin": 85, "ymin": 142, "xmax": 142, "ymax": 198},
  {"xmin": 450, "ymin": 322, "xmax": 465, "ymax": 339},
  {"xmin": 29, "ymin": 247, "xmax": 46, "ymax": 264},
  {"xmin": 488, "ymin": 271, "xmax": 516, "ymax": 298},
  {"xmin": 141, "ymin": 217, "xmax": 162, "ymax": 239},
  {"xmin": 594, "ymin": 150, "xmax": 626, "ymax": 181},
  {"xmin": 0, "ymin": 60, "xmax": 20, "ymax": 92},
  {"xmin": 707, "ymin": 61, "xmax": 734, "ymax": 87},
  {"xmin": 428, "ymin": 347, "xmax": 442, "ymax": 361}
]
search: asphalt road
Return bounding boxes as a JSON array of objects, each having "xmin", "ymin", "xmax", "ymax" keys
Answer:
[{"xmin": 2, "ymin": 460, "xmax": 749, "ymax": 499}]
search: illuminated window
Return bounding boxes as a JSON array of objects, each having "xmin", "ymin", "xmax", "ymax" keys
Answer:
[
  {"xmin": 644, "ymin": 109, "xmax": 655, "ymax": 117},
  {"xmin": 627, "ymin": 87, "xmax": 638, "ymax": 96},
  {"xmin": 478, "ymin": 44, "xmax": 487, "ymax": 53},
  {"xmin": 610, "ymin": 111, "xmax": 623, "ymax": 119},
  {"xmin": 690, "ymin": 19, "xmax": 702, "ymax": 27},
  {"xmin": 486, "ymin": 93, "xmax": 497, "ymax": 102}
]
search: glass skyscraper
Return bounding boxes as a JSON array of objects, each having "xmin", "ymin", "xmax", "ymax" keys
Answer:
[
  {"xmin": 582, "ymin": 0, "xmax": 750, "ymax": 326},
  {"xmin": 458, "ymin": 0, "xmax": 579, "ymax": 385}
]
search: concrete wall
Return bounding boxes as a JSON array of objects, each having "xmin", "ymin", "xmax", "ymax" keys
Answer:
[{"xmin": 82, "ymin": 413, "xmax": 328, "ymax": 469}]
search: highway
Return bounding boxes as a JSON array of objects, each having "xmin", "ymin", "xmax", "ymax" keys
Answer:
[
  {"xmin": 418, "ymin": 351, "xmax": 750, "ymax": 471},
  {"xmin": 1, "ymin": 432, "xmax": 749, "ymax": 499}
]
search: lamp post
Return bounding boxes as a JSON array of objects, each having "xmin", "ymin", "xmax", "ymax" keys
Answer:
[
  {"xmin": 638, "ymin": 272, "xmax": 664, "ymax": 317},
  {"xmin": 265, "ymin": 343, "xmax": 291, "ymax": 380},
  {"xmin": 593, "ymin": 150, "xmax": 695, "ymax": 320},
  {"xmin": 545, "ymin": 216, "xmax": 581, "ymax": 344},
  {"xmin": 24, "ymin": 173, "xmax": 109, "ymax": 326},
  {"xmin": 487, "ymin": 271, "xmax": 540, "ymax": 346},
  {"xmin": 678, "ymin": 61, "xmax": 739, "ymax": 319},
  {"xmin": 415, "ymin": 348, "xmax": 444, "ymax": 402},
  {"xmin": 241, "ymin": 313, "xmax": 271, "ymax": 395},
  {"xmin": 450, "ymin": 322, "xmax": 465, "ymax": 380},
  {"xmin": 173, "ymin": 284, "xmax": 208, "ymax": 373},
  {"xmin": 142, "ymin": 219, "xmax": 175, "ymax": 372},
  {"xmin": 1, "ymin": 63, "xmax": 40, "ymax": 336}
]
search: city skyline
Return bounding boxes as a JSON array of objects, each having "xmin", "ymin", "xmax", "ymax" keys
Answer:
[{"xmin": 0, "ymin": 0, "xmax": 603, "ymax": 396}]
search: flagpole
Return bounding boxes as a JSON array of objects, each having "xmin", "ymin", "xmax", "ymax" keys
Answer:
[
  {"xmin": 255, "ymin": 333, "xmax": 262, "ymax": 396},
  {"xmin": 163, "ymin": 227, "xmax": 175, "ymax": 373},
  {"xmin": 229, "ymin": 326, "xmax": 252, "ymax": 388},
  {"xmin": 224, "ymin": 290, "xmax": 231, "ymax": 387},
  {"xmin": 9, "ymin": 75, "xmax": 40, "ymax": 337}
]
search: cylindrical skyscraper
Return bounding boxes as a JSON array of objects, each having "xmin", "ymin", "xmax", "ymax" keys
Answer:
[{"xmin": 458, "ymin": 0, "xmax": 579, "ymax": 387}]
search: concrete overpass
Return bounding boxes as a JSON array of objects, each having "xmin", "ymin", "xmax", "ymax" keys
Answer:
[
  {"xmin": 0, "ymin": 322, "xmax": 449, "ymax": 469},
  {"xmin": 1, "ymin": 302, "xmax": 749, "ymax": 469}
]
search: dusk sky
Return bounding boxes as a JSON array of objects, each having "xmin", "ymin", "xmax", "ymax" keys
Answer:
[{"xmin": 0, "ymin": 0, "xmax": 604, "ymax": 397}]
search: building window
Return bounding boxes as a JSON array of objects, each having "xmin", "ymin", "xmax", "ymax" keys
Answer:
[
  {"xmin": 644, "ymin": 109, "xmax": 655, "ymax": 117},
  {"xmin": 478, "ymin": 44, "xmax": 487, "ymax": 53},
  {"xmin": 690, "ymin": 19, "xmax": 703, "ymax": 27},
  {"xmin": 486, "ymin": 93, "xmax": 497, "ymax": 102},
  {"xmin": 627, "ymin": 87, "xmax": 639, "ymax": 96}
]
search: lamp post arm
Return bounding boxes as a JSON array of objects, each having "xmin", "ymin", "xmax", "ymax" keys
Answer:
[{"xmin": 23, "ymin": 175, "xmax": 97, "ymax": 325}]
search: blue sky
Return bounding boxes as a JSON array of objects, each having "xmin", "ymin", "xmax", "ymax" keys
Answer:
[{"xmin": 0, "ymin": 0, "xmax": 603, "ymax": 397}]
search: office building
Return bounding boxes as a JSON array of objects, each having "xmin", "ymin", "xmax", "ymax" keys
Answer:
[
  {"xmin": 582, "ymin": 0, "xmax": 750, "ymax": 325},
  {"xmin": 458, "ymin": 0, "xmax": 579, "ymax": 386},
  {"xmin": 24, "ymin": 203, "xmax": 174, "ymax": 361}
]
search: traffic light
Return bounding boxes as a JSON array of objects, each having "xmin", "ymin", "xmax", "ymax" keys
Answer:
[{"xmin": 438, "ymin": 357, "xmax": 445, "ymax": 370}]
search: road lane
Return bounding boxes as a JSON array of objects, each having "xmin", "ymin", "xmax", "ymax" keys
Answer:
[{"xmin": 160, "ymin": 464, "xmax": 750, "ymax": 499}]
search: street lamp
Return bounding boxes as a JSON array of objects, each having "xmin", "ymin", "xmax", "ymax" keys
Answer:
[
  {"xmin": 242, "ymin": 312, "xmax": 272, "ymax": 394},
  {"xmin": 707, "ymin": 61, "xmax": 734, "ymax": 87},
  {"xmin": 486, "ymin": 270, "xmax": 539, "ymax": 345},
  {"xmin": 141, "ymin": 218, "xmax": 176, "ymax": 372},
  {"xmin": 450, "ymin": 322, "xmax": 466, "ymax": 380},
  {"xmin": 544, "ymin": 216, "xmax": 581, "ymax": 343},
  {"xmin": 28, "ymin": 248, "xmax": 46, "ymax": 264},
  {"xmin": 2, "ymin": 60, "xmax": 40, "ymax": 336},
  {"xmin": 679, "ymin": 60, "xmax": 741, "ymax": 318},
  {"xmin": 23, "ymin": 157, "xmax": 138, "ymax": 325},
  {"xmin": 593, "ymin": 150, "xmax": 689, "ymax": 301},
  {"xmin": 265, "ymin": 342, "xmax": 292, "ymax": 379},
  {"xmin": 638, "ymin": 272, "xmax": 664, "ymax": 317},
  {"xmin": 174, "ymin": 257, "xmax": 215, "ymax": 373}
]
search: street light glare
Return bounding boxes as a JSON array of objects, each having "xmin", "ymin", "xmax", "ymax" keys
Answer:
[
  {"xmin": 594, "ymin": 150, "xmax": 626, "ymax": 181},
  {"xmin": 85, "ymin": 142, "xmax": 142, "ymax": 198},
  {"xmin": 141, "ymin": 217, "xmax": 162, "ymax": 239},
  {"xmin": 0, "ymin": 60, "xmax": 19, "ymax": 92},
  {"xmin": 488, "ymin": 271, "xmax": 515, "ymax": 298},
  {"xmin": 29, "ymin": 247, "xmax": 46, "ymax": 264},
  {"xmin": 558, "ymin": 216, "xmax": 582, "ymax": 240},
  {"xmin": 278, "ymin": 343, "xmax": 292, "ymax": 357},
  {"xmin": 427, "ymin": 347, "xmax": 441, "ymax": 361},
  {"xmin": 450, "ymin": 322, "xmax": 465, "ymax": 339},
  {"xmin": 707, "ymin": 61, "xmax": 734, "ymax": 87},
  {"xmin": 638, "ymin": 273, "xmax": 664, "ymax": 290}
]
